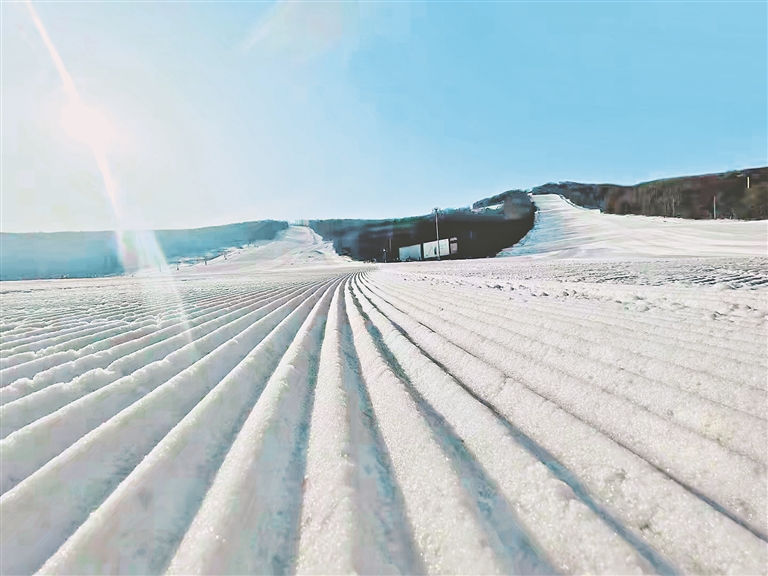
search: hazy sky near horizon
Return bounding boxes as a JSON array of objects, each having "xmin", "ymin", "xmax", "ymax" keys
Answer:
[{"xmin": 3, "ymin": 1, "xmax": 766, "ymax": 232}]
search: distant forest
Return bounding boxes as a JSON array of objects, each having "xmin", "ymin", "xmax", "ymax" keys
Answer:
[{"xmin": 0, "ymin": 220, "xmax": 287, "ymax": 281}]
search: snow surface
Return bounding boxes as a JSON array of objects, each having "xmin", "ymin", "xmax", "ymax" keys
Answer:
[
  {"xmin": 500, "ymin": 194, "xmax": 767, "ymax": 259},
  {"xmin": 1, "ymin": 221, "xmax": 767, "ymax": 575},
  {"xmin": 172, "ymin": 225, "xmax": 355, "ymax": 275}
]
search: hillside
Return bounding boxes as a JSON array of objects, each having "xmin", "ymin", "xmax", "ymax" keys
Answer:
[
  {"xmin": 477, "ymin": 167, "xmax": 767, "ymax": 220},
  {"xmin": 2, "ymin": 167, "xmax": 764, "ymax": 281},
  {"xmin": 0, "ymin": 221, "xmax": 287, "ymax": 281},
  {"xmin": 500, "ymin": 194, "xmax": 767, "ymax": 259}
]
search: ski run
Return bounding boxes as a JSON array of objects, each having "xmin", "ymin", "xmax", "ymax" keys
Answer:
[{"xmin": 1, "ymin": 201, "xmax": 767, "ymax": 575}]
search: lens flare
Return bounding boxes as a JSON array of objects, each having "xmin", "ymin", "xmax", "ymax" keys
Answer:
[
  {"xmin": 26, "ymin": 0, "xmax": 162, "ymax": 271},
  {"xmin": 26, "ymin": 0, "xmax": 192, "ymax": 339},
  {"xmin": 60, "ymin": 99, "xmax": 117, "ymax": 151}
]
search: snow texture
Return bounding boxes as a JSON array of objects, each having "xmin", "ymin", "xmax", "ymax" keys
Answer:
[
  {"xmin": 501, "ymin": 194, "xmax": 767, "ymax": 259},
  {"xmin": 1, "ymin": 214, "xmax": 766, "ymax": 575}
]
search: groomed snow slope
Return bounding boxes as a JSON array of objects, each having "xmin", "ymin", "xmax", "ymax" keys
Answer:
[
  {"xmin": 500, "ymin": 194, "xmax": 767, "ymax": 258},
  {"xmin": 1, "ymin": 223, "xmax": 767, "ymax": 575}
]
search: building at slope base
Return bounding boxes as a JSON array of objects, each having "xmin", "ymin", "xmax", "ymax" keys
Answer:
[{"xmin": 310, "ymin": 192, "xmax": 535, "ymax": 262}]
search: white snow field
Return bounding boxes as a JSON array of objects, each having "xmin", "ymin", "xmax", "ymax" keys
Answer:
[
  {"xmin": 501, "ymin": 194, "xmax": 767, "ymax": 259},
  {"xmin": 1, "ymin": 202, "xmax": 767, "ymax": 575}
]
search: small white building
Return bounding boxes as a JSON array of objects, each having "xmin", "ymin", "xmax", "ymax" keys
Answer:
[
  {"xmin": 399, "ymin": 244, "xmax": 422, "ymax": 261},
  {"xmin": 422, "ymin": 239, "xmax": 450, "ymax": 259}
]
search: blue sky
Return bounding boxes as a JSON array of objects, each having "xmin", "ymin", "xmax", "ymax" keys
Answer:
[{"xmin": 3, "ymin": 1, "xmax": 766, "ymax": 232}]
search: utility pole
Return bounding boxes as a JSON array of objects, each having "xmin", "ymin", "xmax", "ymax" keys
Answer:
[
  {"xmin": 713, "ymin": 196, "xmax": 717, "ymax": 219},
  {"xmin": 433, "ymin": 207, "xmax": 441, "ymax": 261}
]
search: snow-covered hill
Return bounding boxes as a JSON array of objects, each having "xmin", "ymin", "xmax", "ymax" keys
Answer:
[
  {"xmin": 1, "ymin": 213, "xmax": 766, "ymax": 574},
  {"xmin": 171, "ymin": 225, "xmax": 356, "ymax": 275},
  {"xmin": 500, "ymin": 194, "xmax": 767, "ymax": 259}
]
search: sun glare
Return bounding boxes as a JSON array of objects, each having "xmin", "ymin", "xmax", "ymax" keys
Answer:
[
  {"xmin": 60, "ymin": 99, "xmax": 117, "ymax": 151},
  {"xmin": 25, "ymin": 0, "xmax": 180, "ymax": 283}
]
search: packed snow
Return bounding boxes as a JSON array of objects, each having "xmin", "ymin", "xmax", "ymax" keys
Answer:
[
  {"xmin": 1, "ymin": 201, "xmax": 767, "ymax": 575},
  {"xmin": 501, "ymin": 194, "xmax": 767, "ymax": 259}
]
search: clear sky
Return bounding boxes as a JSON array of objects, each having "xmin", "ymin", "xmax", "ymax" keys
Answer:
[{"xmin": 3, "ymin": 1, "xmax": 766, "ymax": 232}]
